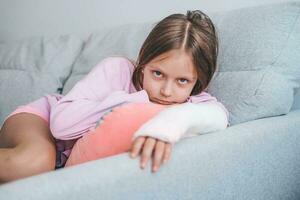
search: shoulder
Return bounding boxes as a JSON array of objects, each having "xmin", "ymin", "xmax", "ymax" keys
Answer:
[
  {"xmin": 86, "ymin": 56, "xmax": 136, "ymax": 81},
  {"xmin": 88, "ymin": 57, "xmax": 136, "ymax": 89},
  {"xmin": 95, "ymin": 56, "xmax": 136, "ymax": 73},
  {"xmin": 187, "ymin": 91, "xmax": 217, "ymax": 103}
]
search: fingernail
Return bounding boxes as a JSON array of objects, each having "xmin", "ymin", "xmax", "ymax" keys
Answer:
[
  {"xmin": 152, "ymin": 166, "xmax": 158, "ymax": 172},
  {"xmin": 141, "ymin": 162, "xmax": 145, "ymax": 169},
  {"xmin": 130, "ymin": 153, "xmax": 135, "ymax": 158},
  {"xmin": 163, "ymin": 159, "xmax": 167, "ymax": 164}
]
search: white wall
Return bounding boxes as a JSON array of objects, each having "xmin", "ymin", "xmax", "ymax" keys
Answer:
[{"xmin": 0, "ymin": 0, "xmax": 290, "ymax": 40}]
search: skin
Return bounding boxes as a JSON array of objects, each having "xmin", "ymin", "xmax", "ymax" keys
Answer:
[
  {"xmin": 0, "ymin": 113, "xmax": 56, "ymax": 183},
  {"xmin": 130, "ymin": 49, "xmax": 198, "ymax": 173}
]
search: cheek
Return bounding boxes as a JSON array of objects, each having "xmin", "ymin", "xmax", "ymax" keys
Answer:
[
  {"xmin": 179, "ymin": 89, "xmax": 192, "ymax": 99},
  {"xmin": 175, "ymin": 86, "xmax": 194, "ymax": 101},
  {"xmin": 141, "ymin": 72, "xmax": 148, "ymax": 89},
  {"xmin": 142, "ymin": 74, "xmax": 155, "ymax": 92}
]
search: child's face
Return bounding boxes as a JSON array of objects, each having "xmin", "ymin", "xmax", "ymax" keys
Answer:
[{"xmin": 142, "ymin": 49, "xmax": 198, "ymax": 105}]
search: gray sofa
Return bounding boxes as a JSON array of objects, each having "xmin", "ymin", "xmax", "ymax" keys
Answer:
[{"xmin": 0, "ymin": 1, "xmax": 300, "ymax": 199}]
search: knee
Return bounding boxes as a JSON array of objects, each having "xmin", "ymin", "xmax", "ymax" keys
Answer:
[
  {"xmin": 13, "ymin": 144, "xmax": 56, "ymax": 175},
  {"xmin": 0, "ymin": 146, "xmax": 56, "ymax": 183},
  {"xmin": 31, "ymin": 148, "xmax": 56, "ymax": 172},
  {"xmin": 26, "ymin": 146, "xmax": 56, "ymax": 173}
]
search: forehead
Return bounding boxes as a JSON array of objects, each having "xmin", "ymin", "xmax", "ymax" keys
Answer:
[{"xmin": 147, "ymin": 49, "xmax": 197, "ymax": 79}]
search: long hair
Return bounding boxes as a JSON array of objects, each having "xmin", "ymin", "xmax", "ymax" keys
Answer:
[{"xmin": 132, "ymin": 10, "xmax": 218, "ymax": 95}]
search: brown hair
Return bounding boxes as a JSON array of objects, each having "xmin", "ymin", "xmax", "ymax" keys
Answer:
[{"xmin": 132, "ymin": 10, "xmax": 218, "ymax": 95}]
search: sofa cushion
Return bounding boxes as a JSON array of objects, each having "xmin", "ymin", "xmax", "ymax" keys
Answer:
[
  {"xmin": 0, "ymin": 35, "xmax": 83, "ymax": 125},
  {"xmin": 206, "ymin": 1, "xmax": 300, "ymax": 124},
  {"xmin": 292, "ymin": 88, "xmax": 300, "ymax": 110},
  {"xmin": 63, "ymin": 1, "xmax": 300, "ymax": 126}
]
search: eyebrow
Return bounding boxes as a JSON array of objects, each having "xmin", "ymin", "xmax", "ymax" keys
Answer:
[{"xmin": 149, "ymin": 65, "xmax": 196, "ymax": 80}]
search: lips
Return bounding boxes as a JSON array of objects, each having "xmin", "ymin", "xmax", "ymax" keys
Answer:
[{"xmin": 152, "ymin": 98, "xmax": 173, "ymax": 105}]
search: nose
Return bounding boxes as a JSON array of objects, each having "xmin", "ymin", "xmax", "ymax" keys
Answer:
[{"xmin": 160, "ymin": 81, "xmax": 172, "ymax": 97}]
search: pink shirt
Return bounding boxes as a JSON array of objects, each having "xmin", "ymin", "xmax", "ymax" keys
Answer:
[{"xmin": 48, "ymin": 56, "xmax": 229, "ymax": 141}]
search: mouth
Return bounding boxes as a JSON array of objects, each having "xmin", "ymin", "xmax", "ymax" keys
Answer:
[{"xmin": 151, "ymin": 98, "xmax": 174, "ymax": 105}]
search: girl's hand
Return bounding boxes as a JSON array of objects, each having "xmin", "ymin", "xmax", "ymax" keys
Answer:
[{"xmin": 130, "ymin": 136, "xmax": 172, "ymax": 173}]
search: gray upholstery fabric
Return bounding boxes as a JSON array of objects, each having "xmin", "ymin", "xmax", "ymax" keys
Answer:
[
  {"xmin": 0, "ymin": 35, "xmax": 83, "ymax": 125},
  {"xmin": 1, "ymin": 109, "xmax": 300, "ymax": 199},
  {"xmin": 208, "ymin": 1, "xmax": 300, "ymax": 124},
  {"xmin": 292, "ymin": 88, "xmax": 300, "ymax": 110}
]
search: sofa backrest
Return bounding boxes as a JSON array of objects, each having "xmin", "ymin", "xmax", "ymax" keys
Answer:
[
  {"xmin": 0, "ymin": 36, "xmax": 83, "ymax": 126},
  {"xmin": 292, "ymin": 89, "xmax": 300, "ymax": 110}
]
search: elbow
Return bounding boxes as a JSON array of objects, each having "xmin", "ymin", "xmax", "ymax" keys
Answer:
[
  {"xmin": 49, "ymin": 125, "xmax": 62, "ymax": 140},
  {"xmin": 215, "ymin": 106, "xmax": 229, "ymax": 131},
  {"xmin": 49, "ymin": 110, "xmax": 73, "ymax": 140},
  {"xmin": 193, "ymin": 103, "xmax": 229, "ymax": 133},
  {"xmin": 50, "ymin": 110, "xmax": 90, "ymax": 140},
  {"xmin": 216, "ymin": 102, "xmax": 230, "ymax": 128},
  {"xmin": 217, "ymin": 117, "xmax": 228, "ymax": 130},
  {"xmin": 49, "ymin": 114, "xmax": 65, "ymax": 139},
  {"xmin": 50, "ymin": 119, "xmax": 78, "ymax": 140}
]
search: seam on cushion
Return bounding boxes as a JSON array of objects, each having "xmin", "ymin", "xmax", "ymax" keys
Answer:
[
  {"xmin": 43, "ymin": 36, "xmax": 83, "ymax": 94},
  {"xmin": 253, "ymin": 69, "xmax": 269, "ymax": 96},
  {"xmin": 1, "ymin": 38, "xmax": 47, "ymax": 73},
  {"xmin": 253, "ymin": 5, "xmax": 300, "ymax": 97},
  {"xmin": 0, "ymin": 63, "xmax": 48, "ymax": 73},
  {"xmin": 0, "ymin": 68, "xmax": 29, "ymax": 72},
  {"xmin": 0, "ymin": 68, "xmax": 54, "ymax": 76},
  {"xmin": 0, "ymin": 37, "xmax": 72, "ymax": 74},
  {"xmin": 41, "ymin": 36, "xmax": 81, "ymax": 76},
  {"xmin": 45, "ymin": 36, "xmax": 71, "ymax": 72},
  {"xmin": 60, "ymin": 40, "xmax": 85, "ymax": 94},
  {"xmin": 270, "ymin": 5, "xmax": 300, "ymax": 67}
]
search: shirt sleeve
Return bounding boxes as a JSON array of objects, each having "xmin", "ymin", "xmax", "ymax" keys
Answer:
[{"xmin": 50, "ymin": 57, "xmax": 150, "ymax": 140}]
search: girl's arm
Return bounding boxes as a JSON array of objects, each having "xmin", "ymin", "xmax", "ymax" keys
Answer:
[
  {"xmin": 132, "ymin": 94, "xmax": 229, "ymax": 144},
  {"xmin": 50, "ymin": 57, "xmax": 150, "ymax": 140}
]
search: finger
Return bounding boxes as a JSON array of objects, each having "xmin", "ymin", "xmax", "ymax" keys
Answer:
[
  {"xmin": 130, "ymin": 137, "xmax": 146, "ymax": 158},
  {"xmin": 162, "ymin": 143, "xmax": 172, "ymax": 164},
  {"xmin": 152, "ymin": 140, "xmax": 166, "ymax": 172},
  {"xmin": 140, "ymin": 137, "xmax": 156, "ymax": 169}
]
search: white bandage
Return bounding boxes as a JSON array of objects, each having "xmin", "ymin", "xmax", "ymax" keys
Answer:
[{"xmin": 132, "ymin": 102, "xmax": 228, "ymax": 144}]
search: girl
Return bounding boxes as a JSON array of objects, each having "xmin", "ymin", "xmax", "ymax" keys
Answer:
[{"xmin": 0, "ymin": 10, "xmax": 228, "ymax": 183}]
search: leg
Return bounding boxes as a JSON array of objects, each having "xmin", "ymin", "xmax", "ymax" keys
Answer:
[{"xmin": 0, "ymin": 113, "xmax": 56, "ymax": 184}]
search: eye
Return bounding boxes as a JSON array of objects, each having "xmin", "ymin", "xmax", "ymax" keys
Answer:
[
  {"xmin": 178, "ymin": 78, "xmax": 189, "ymax": 85},
  {"xmin": 152, "ymin": 70, "xmax": 163, "ymax": 78}
]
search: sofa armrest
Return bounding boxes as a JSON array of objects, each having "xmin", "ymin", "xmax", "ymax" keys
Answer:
[{"xmin": 1, "ymin": 110, "xmax": 300, "ymax": 200}]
